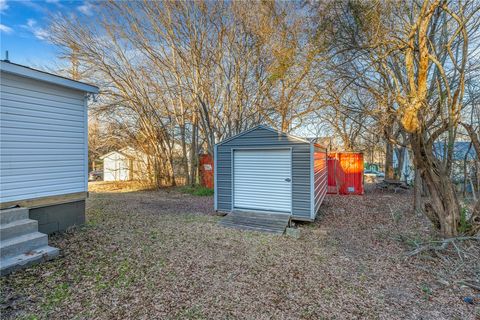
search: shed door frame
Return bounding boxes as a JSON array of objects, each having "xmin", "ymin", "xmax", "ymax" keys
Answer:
[{"xmin": 231, "ymin": 147, "xmax": 293, "ymax": 214}]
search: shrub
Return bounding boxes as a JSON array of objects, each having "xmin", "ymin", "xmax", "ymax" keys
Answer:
[{"xmin": 179, "ymin": 185, "xmax": 214, "ymax": 196}]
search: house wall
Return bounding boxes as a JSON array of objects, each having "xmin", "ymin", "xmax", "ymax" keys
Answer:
[
  {"xmin": 0, "ymin": 72, "xmax": 88, "ymax": 204},
  {"xmin": 215, "ymin": 127, "xmax": 312, "ymax": 220}
]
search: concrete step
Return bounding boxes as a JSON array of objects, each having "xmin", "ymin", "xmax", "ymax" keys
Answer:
[
  {"xmin": 0, "ymin": 207, "xmax": 29, "ymax": 224},
  {"xmin": 218, "ymin": 211, "xmax": 290, "ymax": 234},
  {"xmin": 1, "ymin": 245, "xmax": 59, "ymax": 276},
  {"xmin": 0, "ymin": 232, "xmax": 48, "ymax": 259},
  {"xmin": 1, "ymin": 219, "xmax": 39, "ymax": 241}
]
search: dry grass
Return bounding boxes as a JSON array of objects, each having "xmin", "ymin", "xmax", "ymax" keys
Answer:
[
  {"xmin": 88, "ymin": 181, "xmax": 154, "ymax": 193},
  {"xmin": 1, "ymin": 188, "xmax": 479, "ymax": 319}
]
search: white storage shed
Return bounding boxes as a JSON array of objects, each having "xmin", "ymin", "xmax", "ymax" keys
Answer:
[{"xmin": 100, "ymin": 147, "xmax": 148, "ymax": 181}]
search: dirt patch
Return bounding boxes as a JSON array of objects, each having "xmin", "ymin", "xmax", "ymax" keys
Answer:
[{"xmin": 1, "ymin": 188, "xmax": 478, "ymax": 319}]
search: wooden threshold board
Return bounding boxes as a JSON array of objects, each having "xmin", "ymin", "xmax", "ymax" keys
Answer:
[{"xmin": 219, "ymin": 211, "xmax": 290, "ymax": 234}]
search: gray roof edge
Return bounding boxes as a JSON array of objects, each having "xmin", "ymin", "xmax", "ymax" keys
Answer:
[
  {"xmin": 0, "ymin": 60, "xmax": 99, "ymax": 93},
  {"xmin": 99, "ymin": 150, "xmax": 133, "ymax": 160},
  {"xmin": 215, "ymin": 124, "xmax": 312, "ymax": 146}
]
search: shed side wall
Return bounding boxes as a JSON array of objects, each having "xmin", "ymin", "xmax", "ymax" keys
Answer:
[
  {"xmin": 216, "ymin": 127, "xmax": 311, "ymax": 220},
  {"xmin": 313, "ymin": 146, "xmax": 328, "ymax": 217},
  {"xmin": 0, "ymin": 72, "xmax": 87, "ymax": 203}
]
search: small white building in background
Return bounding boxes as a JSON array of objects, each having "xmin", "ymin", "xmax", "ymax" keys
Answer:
[{"xmin": 100, "ymin": 147, "xmax": 148, "ymax": 181}]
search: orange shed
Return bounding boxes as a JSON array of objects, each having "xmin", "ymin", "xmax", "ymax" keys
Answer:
[{"xmin": 327, "ymin": 152, "xmax": 364, "ymax": 195}]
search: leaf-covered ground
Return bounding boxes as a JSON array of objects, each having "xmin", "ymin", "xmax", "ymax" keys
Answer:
[{"xmin": 1, "ymin": 186, "xmax": 479, "ymax": 319}]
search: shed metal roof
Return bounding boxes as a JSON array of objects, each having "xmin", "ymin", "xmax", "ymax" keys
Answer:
[{"xmin": 216, "ymin": 125, "xmax": 325, "ymax": 148}]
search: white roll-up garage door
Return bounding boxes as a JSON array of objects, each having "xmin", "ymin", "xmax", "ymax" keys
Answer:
[{"xmin": 233, "ymin": 149, "xmax": 292, "ymax": 213}]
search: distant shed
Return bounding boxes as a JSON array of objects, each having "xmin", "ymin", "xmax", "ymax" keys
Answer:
[
  {"xmin": 0, "ymin": 60, "xmax": 98, "ymax": 233},
  {"xmin": 214, "ymin": 125, "xmax": 327, "ymax": 221},
  {"xmin": 100, "ymin": 147, "xmax": 148, "ymax": 181}
]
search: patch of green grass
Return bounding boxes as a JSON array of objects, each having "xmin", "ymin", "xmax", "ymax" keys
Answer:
[
  {"xmin": 179, "ymin": 185, "xmax": 214, "ymax": 196},
  {"xmin": 43, "ymin": 282, "xmax": 70, "ymax": 311},
  {"xmin": 421, "ymin": 284, "xmax": 432, "ymax": 301},
  {"xmin": 115, "ymin": 260, "xmax": 135, "ymax": 288},
  {"xmin": 19, "ymin": 315, "xmax": 39, "ymax": 320},
  {"xmin": 149, "ymin": 230, "xmax": 159, "ymax": 240},
  {"xmin": 179, "ymin": 306, "xmax": 206, "ymax": 319}
]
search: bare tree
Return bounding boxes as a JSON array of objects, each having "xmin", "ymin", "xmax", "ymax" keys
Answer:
[
  {"xmin": 50, "ymin": 1, "xmax": 316, "ymax": 186},
  {"xmin": 326, "ymin": 0, "xmax": 480, "ymax": 236}
]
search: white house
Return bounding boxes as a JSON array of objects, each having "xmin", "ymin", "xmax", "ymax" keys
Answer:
[
  {"xmin": 0, "ymin": 60, "xmax": 98, "ymax": 274},
  {"xmin": 100, "ymin": 147, "xmax": 148, "ymax": 181}
]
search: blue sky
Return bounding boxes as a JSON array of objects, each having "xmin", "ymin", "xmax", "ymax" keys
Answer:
[{"xmin": 0, "ymin": 0, "xmax": 93, "ymax": 69}]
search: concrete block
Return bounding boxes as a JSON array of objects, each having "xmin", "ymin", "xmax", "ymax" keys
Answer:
[
  {"xmin": 285, "ymin": 227, "xmax": 301, "ymax": 239},
  {"xmin": 30, "ymin": 200, "xmax": 85, "ymax": 234}
]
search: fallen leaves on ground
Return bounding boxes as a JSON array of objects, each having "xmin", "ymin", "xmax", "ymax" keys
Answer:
[{"xmin": 1, "ymin": 188, "xmax": 479, "ymax": 319}]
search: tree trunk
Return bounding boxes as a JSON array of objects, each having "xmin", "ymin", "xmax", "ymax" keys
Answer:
[
  {"xmin": 190, "ymin": 116, "xmax": 198, "ymax": 186},
  {"xmin": 411, "ymin": 134, "xmax": 460, "ymax": 237},
  {"xmin": 168, "ymin": 156, "xmax": 177, "ymax": 187},
  {"xmin": 414, "ymin": 169, "xmax": 423, "ymax": 216},
  {"xmin": 153, "ymin": 157, "xmax": 162, "ymax": 188},
  {"xmin": 180, "ymin": 124, "xmax": 190, "ymax": 185},
  {"xmin": 281, "ymin": 113, "xmax": 289, "ymax": 132},
  {"xmin": 421, "ymin": 168, "xmax": 460, "ymax": 236},
  {"xmin": 395, "ymin": 147, "xmax": 406, "ymax": 180},
  {"xmin": 385, "ymin": 141, "xmax": 395, "ymax": 179}
]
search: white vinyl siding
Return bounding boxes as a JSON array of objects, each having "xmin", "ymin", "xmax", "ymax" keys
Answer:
[
  {"xmin": 0, "ymin": 72, "xmax": 87, "ymax": 203},
  {"xmin": 233, "ymin": 149, "xmax": 292, "ymax": 213}
]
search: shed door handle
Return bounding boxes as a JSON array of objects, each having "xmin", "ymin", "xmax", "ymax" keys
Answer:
[{"xmin": 285, "ymin": 178, "xmax": 291, "ymax": 182}]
